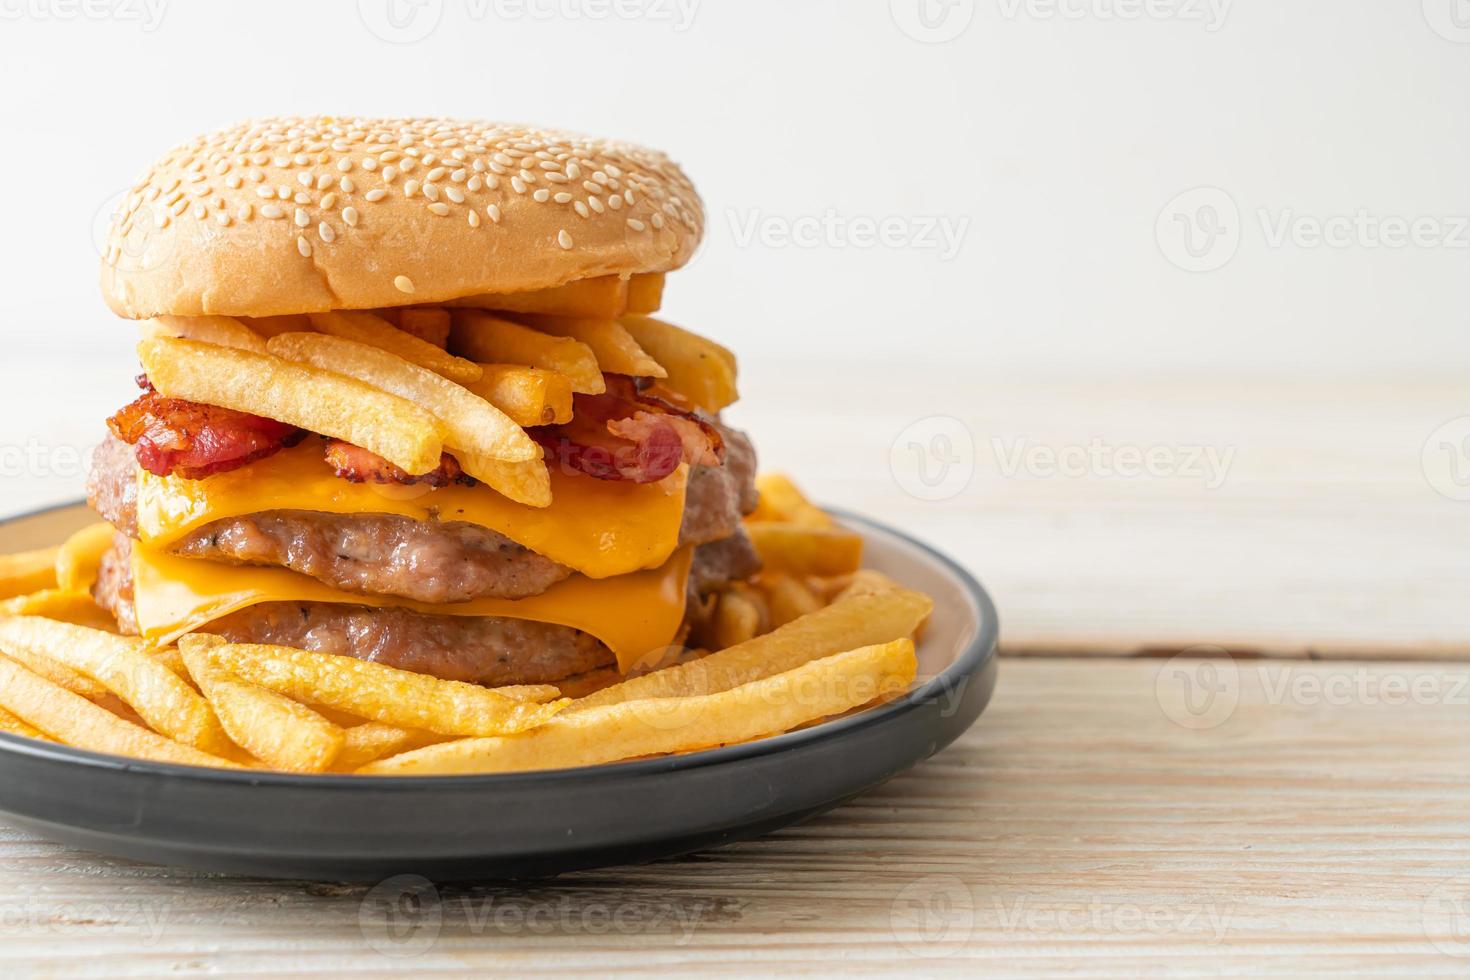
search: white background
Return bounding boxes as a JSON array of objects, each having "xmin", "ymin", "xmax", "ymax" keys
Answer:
[{"xmin": 0, "ymin": 0, "xmax": 1466, "ymax": 511}]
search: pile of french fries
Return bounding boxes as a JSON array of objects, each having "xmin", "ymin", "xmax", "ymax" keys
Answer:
[{"xmin": 0, "ymin": 451, "xmax": 932, "ymax": 776}]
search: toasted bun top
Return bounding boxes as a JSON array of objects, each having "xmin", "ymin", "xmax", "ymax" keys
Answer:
[{"xmin": 100, "ymin": 116, "xmax": 704, "ymax": 319}]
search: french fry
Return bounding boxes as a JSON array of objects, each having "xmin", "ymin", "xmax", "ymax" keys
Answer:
[
  {"xmin": 359, "ymin": 639, "xmax": 917, "ymax": 775},
  {"xmin": 446, "ymin": 275, "xmax": 629, "ymax": 318},
  {"xmin": 0, "ymin": 547, "xmax": 58, "ymax": 600},
  {"xmin": 139, "ymin": 337, "xmax": 447, "ymax": 476},
  {"xmin": 0, "ymin": 617, "xmax": 230, "ymax": 753},
  {"xmin": 0, "ymin": 590, "xmax": 116, "ymax": 632},
  {"xmin": 762, "ymin": 574, "xmax": 824, "ymax": 629},
  {"xmin": 834, "ymin": 569, "xmax": 904, "ymax": 601},
  {"xmin": 463, "ymin": 364, "xmax": 574, "ymax": 426},
  {"xmin": 309, "ymin": 311, "xmax": 482, "ymax": 384},
  {"xmin": 745, "ymin": 523, "xmax": 864, "ymax": 577},
  {"xmin": 143, "ymin": 315, "xmax": 267, "ymax": 353},
  {"xmin": 619, "ymin": 316, "xmax": 738, "ymax": 413},
  {"xmin": 0, "ymin": 647, "xmax": 109, "ymax": 699},
  {"xmin": 181, "ymin": 638, "xmax": 343, "ymax": 773},
  {"xmin": 747, "ymin": 473, "xmax": 834, "ymax": 528},
  {"xmin": 0, "ymin": 704, "xmax": 48, "ymax": 741},
  {"xmin": 266, "ymin": 333, "xmax": 538, "ymax": 465},
  {"xmin": 568, "ymin": 585, "xmax": 933, "ymax": 711},
  {"xmin": 625, "ymin": 273, "xmax": 665, "ymax": 315},
  {"xmin": 711, "ymin": 587, "xmax": 765, "ymax": 650},
  {"xmin": 241, "ymin": 313, "xmax": 312, "ymax": 338},
  {"xmin": 449, "ymin": 311, "xmax": 605, "ymax": 394},
  {"xmin": 54, "ymin": 523, "xmax": 116, "ymax": 593},
  {"xmin": 181, "ymin": 637, "xmax": 568, "ymax": 738},
  {"xmin": 510, "ymin": 315, "xmax": 666, "ymax": 379},
  {"xmin": 0, "ymin": 655, "xmax": 238, "ymax": 768},
  {"xmin": 333, "ymin": 723, "xmax": 441, "ymax": 771},
  {"xmin": 455, "ymin": 453, "xmax": 552, "ymax": 508},
  {"xmin": 396, "ymin": 308, "xmax": 452, "ymax": 349}
]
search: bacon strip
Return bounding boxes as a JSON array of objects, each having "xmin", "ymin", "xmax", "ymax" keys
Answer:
[
  {"xmin": 107, "ymin": 391, "xmax": 302, "ymax": 480},
  {"xmin": 531, "ymin": 375, "xmax": 725, "ymax": 483},
  {"xmin": 324, "ymin": 440, "xmax": 472, "ymax": 488}
]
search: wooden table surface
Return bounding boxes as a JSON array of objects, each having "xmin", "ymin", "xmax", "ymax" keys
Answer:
[{"xmin": 1, "ymin": 368, "xmax": 1466, "ymax": 976}]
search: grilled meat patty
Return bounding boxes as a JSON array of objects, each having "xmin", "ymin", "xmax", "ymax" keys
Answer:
[{"xmin": 87, "ymin": 423, "xmax": 758, "ymax": 604}]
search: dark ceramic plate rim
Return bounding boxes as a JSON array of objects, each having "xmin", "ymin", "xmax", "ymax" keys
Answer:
[{"xmin": 0, "ymin": 501, "xmax": 996, "ymax": 788}]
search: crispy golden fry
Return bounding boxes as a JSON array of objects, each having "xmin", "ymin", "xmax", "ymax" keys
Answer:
[
  {"xmin": 446, "ymin": 275, "xmax": 629, "ymax": 318},
  {"xmin": 834, "ymin": 569, "xmax": 904, "ymax": 602},
  {"xmin": 0, "ymin": 655, "xmax": 238, "ymax": 768},
  {"xmin": 333, "ymin": 723, "xmax": 441, "ymax": 771},
  {"xmin": 762, "ymin": 574, "xmax": 824, "ymax": 629},
  {"xmin": 463, "ymin": 364, "xmax": 574, "ymax": 427},
  {"xmin": 143, "ymin": 315, "xmax": 267, "ymax": 353},
  {"xmin": 0, "ymin": 547, "xmax": 58, "ymax": 600},
  {"xmin": 266, "ymin": 332, "xmax": 538, "ymax": 465},
  {"xmin": 745, "ymin": 523, "xmax": 864, "ymax": 577},
  {"xmin": 711, "ymin": 587, "xmax": 765, "ymax": 650},
  {"xmin": 241, "ymin": 313, "xmax": 313, "ymax": 338},
  {"xmin": 454, "ymin": 452, "xmax": 552, "ymax": 508},
  {"xmin": 619, "ymin": 316, "xmax": 738, "ymax": 413},
  {"xmin": 0, "ymin": 646, "xmax": 109, "ymax": 699},
  {"xmin": 0, "ymin": 704, "xmax": 48, "ymax": 741},
  {"xmin": 510, "ymin": 315, "xmax": 666, "ymax": 379},
  {"xmin": 54, "ymin": 523, "xmax": 116, "ymax": 593},
  {"xmin": 0, "ymin": 589, "xmax": 116, "ymax": 632},
  {"xmin": 625, "ymin": 273, "xmax": 665, "ymax": 315},
  {"xmin": 396, "ymin": 308, "xmax": 452, "ymax": 349},
  {"xmin": 182, "ymin": 637, "xmax": 568, "ymax": 738},
  {"xmin": 309, "ymin": 311, "xmax": 482, "ymax": 384},
  {"xmin": 569, "ymin": 585, "xmax": 933, "ymax": 711},
  {"xmin": 449, "ymin": 311, "xmax": 605, "ymax": 394},
  {"xmin": 181, "ymin": 638, "xmax": 343, "ymax": 773},
  {"xmin": 747, "ymin": 473, "xmax": 834, "ymax": 529},
  {"xmin": 360, "ymin": 639, "xmax": 917, "ymax": 775},
  {"xmin": 554, "ymin": 665, "xmax": 626, "ymax": 700},
  {"xmin": 0, "ymin": 617, "xmax": 229, "ymax": 753},
  {"xmin": 139, "ymin": 337, "xmax": 447, "ymax": 476}
]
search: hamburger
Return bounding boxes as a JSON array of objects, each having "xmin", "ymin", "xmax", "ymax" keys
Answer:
[{"xmin": 88, "ymin": 116, "xmax": 760, "ymax": 689}]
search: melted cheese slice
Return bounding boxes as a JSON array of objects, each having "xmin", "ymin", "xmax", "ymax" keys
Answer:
[
  {"xmin": 132, "ymin": 545, "xmax": 693, "ymax": 672},
  {"xmin": 135, "ymin": 442, "xmax": 688, "ymax": 580}
]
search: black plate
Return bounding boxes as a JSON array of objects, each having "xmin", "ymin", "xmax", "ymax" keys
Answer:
[{"xmin": 0, "ymin": 502, "xmax": 998, "ymax": 882}]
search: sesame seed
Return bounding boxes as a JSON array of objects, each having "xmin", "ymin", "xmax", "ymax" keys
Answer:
[
  {"xmin": 337, "ymin": 159, "xmax": 352, "ymax": 172},
  {"xmin": 255, "ymin": 186, "xmax": 275, "ymax": 199},
  {"xmin": 226, "ymin": 174, "xmax": 244, "ymax": 190},
  {"xmin": 238, "ymin": 203, "xmax": 253, "ymax": 221},
  {"xmin": 362, "ymin": 157, "xmax": 378, "ymax": 171},
  {"xmin": 445, "ymin": 186, "xmax": 465, "ymax": 204},
  {"xmin": 626, "ymin": 218, "xmax": 646, "ymax": 231},
  {"xmin": 451, "ymin": 169, "xmax": 467, "ymax": 183},
  {"xmin": 428, "ymin": 202, "xmax": 451, "ymax": 216},
  {"xmin": 364, "ymin": 189, "xmax": 386, "ymax": 202},
  {"xmin": 319, "ymin": 222, "xmax": 336, "ymax": 243},
  {"xmin": 574, "ymin": 201, "xmax": 589, "ymax": 219},
  {"xmin": 294, "ymin": 192, "xmax": 311, "ymax": 205},
  {"xmin": 394, "ymin": 275, "xmax": 415, "ymax": 293},
  {"xmin": 277, "ymin": 186, "xmax": 291, "ymax": 200},
  {"xmin": 426, "ymin": 167, "xmax": 446, "ymax": 182},
  {"xmin": 486, "ymin": 204, "xmax": 502, "ymax": 223},
  {"xmin": 533, "ymin": 189, "xmax": 550, "ymax": 203},
  {"xmin": 404, "ymin": 179, "xmax": 421, "ymax": 198},
  {"xmin": 216, "ymin": 212, "xmax": 231, "ymax": 226},
  {"xmin": 342, "ymin": 206, "xmax": 360, "ymax": 226},
  {"xmin": 340, "ymin": 176, "xmax": 356, "ymax": 193},
  {"xmin": 316, "ymin": 173, "xmax": 333, "ymax": 190},
  {"xmin": 468, "ymin": 210, "xmax": 481, "ymax": 228},
  {"xmin": 297, "ymin": 173, "xmax": 312, "ymax": 188},
  {"xmin": 588, "ymin": 196, "xmax": 605, "ymax": 214},
  {"xmin": 651, "ymin": 213, "xmax": 665, "ymax": 229},
  {"xmin": 468, "ymin": 175, "xmax": 483, "ymax": 192},
  {"xmin": 192, "ymin": 203, "xmax": 206, "ymax": 220},
  {"xmin": 320, "ymin": 192, "xmax": 338, "ymax": 209},
  {"xmin": 423, "ymin": 182, "xmax": 440, "ymax": 202},
  {"xmin": 260, "ymin": 204, "xmax": 285, "ymax": 219},
  {"xmin": 554, "ymin": 192, "xmax": 572, "ymax": 204},
  {"xmin": 297, "ymin": 236, "xmax": 312, "ymax": 257},
  {"xmin": 582, "ymin": 181, "xmax": 601, "ymax": 194},
  {"xmin": 557, "ymin": 229, "xmax": 573, "ymax": 250},
  {"xmin": 607, "ymin": 194, "xmax": 623, "ymax": 210},
  {"xmin": 511, "ymin": 177, "xmax": 527, "ymax": 194},
  {"xmin": 381, "ymin": 165, "xmax": 397, "ymax": 182}
]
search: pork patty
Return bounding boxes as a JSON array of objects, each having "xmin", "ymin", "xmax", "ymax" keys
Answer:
[
  {"xmin": 92, "ymin": 529, "xmax": 760, "ymax": 686},
  {"xmin": 87, "ymin": 424, "xmax": 758, "ymax": 604}
]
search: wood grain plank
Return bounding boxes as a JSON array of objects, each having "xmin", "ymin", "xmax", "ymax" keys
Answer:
[{"xmin": 1, "ymin": 658, "xmax": 1467, "ymax": 976}]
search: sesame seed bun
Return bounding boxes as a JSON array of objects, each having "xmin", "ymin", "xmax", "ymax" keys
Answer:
[{"xmin": 100, "ymin": 116, "xmax": 705, "ymax": 319}]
